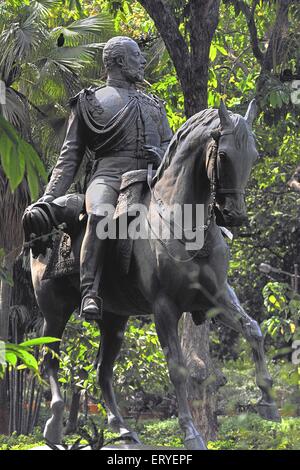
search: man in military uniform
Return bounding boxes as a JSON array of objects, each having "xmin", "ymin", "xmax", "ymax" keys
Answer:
[{"xmin": 38, "ymin": 36, "xmax": 173, "ymax": 320}]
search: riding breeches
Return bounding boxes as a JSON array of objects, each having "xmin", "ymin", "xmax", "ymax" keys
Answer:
[{"xmin": 80, "ymin": 177, "xmax": 120, "ymax": 299}]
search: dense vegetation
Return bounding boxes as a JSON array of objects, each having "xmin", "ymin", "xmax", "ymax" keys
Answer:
[{"xmin": 0, "ymin": 0, "xmax": 299, "ymax": 449}]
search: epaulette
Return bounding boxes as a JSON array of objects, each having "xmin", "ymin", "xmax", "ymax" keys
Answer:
[
  {"xmin": 137, "ymin": 89, "xmax": 165, "ymax": 110},
  {"xmin": 68, "ymin": 89, "xmax": 84, "ymax": 107}
]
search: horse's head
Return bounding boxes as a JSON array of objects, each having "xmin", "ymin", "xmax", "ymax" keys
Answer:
[{"xmin": 213, "ymin": 100, "xmax": 259, "ymax": 227}]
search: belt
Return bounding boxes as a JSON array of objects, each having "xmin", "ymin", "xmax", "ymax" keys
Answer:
[{"xmin": 95, "ymin": 150, "xmax": 147, "ymax": 159}]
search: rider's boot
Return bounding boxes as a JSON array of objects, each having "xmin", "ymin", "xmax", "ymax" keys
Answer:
[{"xmin": 80, "ymin": 214, "xmax": 106, "ymax": 322}]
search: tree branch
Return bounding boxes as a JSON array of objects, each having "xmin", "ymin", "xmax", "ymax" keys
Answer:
[
  {"xmin": 263, "ymin": 0, "xmax": 292, "ymax": 72},
  {"xmin": 138, "ymin": 0, "xmax": 190, "ymax": 79},
  {"xmin": 238, "ymin": 0, "xmax": 264, "ymax": 66}
]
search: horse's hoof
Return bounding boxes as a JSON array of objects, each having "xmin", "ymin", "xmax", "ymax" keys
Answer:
[
  {"xmin": 257, "ymin": 400, "xmax": 281, "ymax": 422},
  {"xmin": 43, "ymin": 399, "xmax": 65, "ymax": 444},
  {"xmin": 43, "ymin": 416, "xmax": 64, "ymax": 444},
  {"xmin": 121, "ymin": 430, "xmax": 141, "ymax": 445},
  {"xmin": 184, "ymin": 435, "xmax": 207, "ymax": 450}
]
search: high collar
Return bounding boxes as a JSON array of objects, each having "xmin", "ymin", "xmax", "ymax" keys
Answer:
[{"xmin": 106, "ymin": 77, "xmax": 137, "ymax": 90}]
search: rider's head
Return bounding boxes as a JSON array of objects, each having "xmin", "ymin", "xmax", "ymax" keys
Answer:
[{"xmin": 103, "ymin": 36, "xmax": 146, "ymax": 84}]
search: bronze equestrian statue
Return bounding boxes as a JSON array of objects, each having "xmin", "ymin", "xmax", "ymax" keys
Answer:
[
  {"xmin": 37, "ymin": 36, "xmax": 172, "ymax": 320},
  {"xmin": 23, "ymin": 38, "xmax": 281, "ymax": 450}
]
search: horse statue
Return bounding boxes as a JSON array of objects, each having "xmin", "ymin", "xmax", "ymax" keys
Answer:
[{"xmin": 24, "ymin": 101, "xmax": 280, "ymax": 450}]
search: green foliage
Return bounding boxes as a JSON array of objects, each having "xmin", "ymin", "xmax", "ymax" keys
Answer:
[
  {"xmin": 261, "ymin": 282, "xmax": 299, "ymax": 343},
  {"xmin": 59, "ymin": 317, "xmax": 100, "ymax": 397},
  {"xmin": 218, "ymin": 347, "xmax": 299, "ymax": 418},
  {"xmin": 114, "ymin": 320, "xmax": 169, "ymax": 396},
  {"xmin": 58, "ymin": 317, "xmax": 169, "ymax": 405},
  {"xmin": 0, "ymin": 0, "xmax": 114, "ymax": 199},
  {"xmin": 1, "ymin": 415, "xmax": 300, "ymax": 450},
  {"xmin": 0, "ymin": 428, "xmax": 44, "ymax": 450},
  {"xmin": 210, "ymin": 414, "xmax": 300, "ymax": 450},
  {"xmin": 0, "ymin": 337, "xmax": 60, "ymax": 380},
  {"xmin": 0, "ymin": 116, "xmax": 47, "ymax": 200}
]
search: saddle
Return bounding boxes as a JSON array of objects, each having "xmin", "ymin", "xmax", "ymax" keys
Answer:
[{"xmin": 114, "ymin": 168, "xmax": 155, "ymax": 219}]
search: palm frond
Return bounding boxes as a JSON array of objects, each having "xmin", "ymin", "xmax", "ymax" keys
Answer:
[
  {"xmin": 0, "ymin": 87, "xmax": 28, "ymax": 132},
  {"xmin": 30, "ymin": 0, "xmax": 62, "ymax": 19},
  {"xmin": 52, "ymin": 44, "xmax": 105, "ymax": 62},
  {"xmin": 0, "ymin": 15, "xmax": 47, "ymax": 80},
  {"xmin": 51, "ymin": 14, "xmax": 114, "ymax": 45}
]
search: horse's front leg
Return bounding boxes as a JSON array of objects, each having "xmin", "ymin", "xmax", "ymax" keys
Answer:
[
  {"xmin": 97, "ymin": 312, "xmax": 140, "ymax": 444},
  {"xmin": 217, "ymin": 283, "xmax": 281, "ymax": 422},
  {"xmin": 154, "ymin": 294, "xmax": 207, "ymax": 450}
]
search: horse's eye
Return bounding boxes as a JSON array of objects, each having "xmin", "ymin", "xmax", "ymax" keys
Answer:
[{"xmin": 219, "ymin": 151, "xmax": 226, "ymax": 159}]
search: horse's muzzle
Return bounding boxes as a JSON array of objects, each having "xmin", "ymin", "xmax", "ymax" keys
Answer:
[{"xmin": 222, "ymin": 209, "xmax": 248, "ymax": 227}]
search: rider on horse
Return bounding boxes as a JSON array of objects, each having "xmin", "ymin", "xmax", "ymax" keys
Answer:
[{"xmin": 36, "ymin": 36, "xmax": 173, "ymax": 321}]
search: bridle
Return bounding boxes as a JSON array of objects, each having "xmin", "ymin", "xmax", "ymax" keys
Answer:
[{"xmin": 206, "ymin": 127, "xmax": 246, "ymax": 228}]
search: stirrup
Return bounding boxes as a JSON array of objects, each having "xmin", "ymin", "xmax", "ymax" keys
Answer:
[{"xmin": 80, "ymin": 294, "xmax": 103, "ymax": 321}]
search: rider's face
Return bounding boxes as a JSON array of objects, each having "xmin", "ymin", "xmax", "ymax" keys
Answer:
[{"xmin": 121, "ymin": 42, "xmax": 146, "ymax": 83}]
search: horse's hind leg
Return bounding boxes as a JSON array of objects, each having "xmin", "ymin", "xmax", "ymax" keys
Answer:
[
  {"xmin": 39, "ymin": 293, "xmax": 76, "ymax": 444},
  {"xmin": 154, "ymin": 294, "xmax": 206, "ymax": 450},
  {"xmin": 97, "ymin": 312, "xmax": 140, "ymax": 444},
  {"xmin": 216, "ymin": 283, "xmax": 280, "ymax": 422}
]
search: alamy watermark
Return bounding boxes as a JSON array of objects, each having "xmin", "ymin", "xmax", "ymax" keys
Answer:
[
  {"xmin": 95, "ymin": 203, "xmax": 205, "ymax": 251},
  {"xmin": 290, "ymin": 80, "xmax": 300, "ymax": 105},
  {"xmin": 0, "ymin": 79, "xmax": 6, "ymax": 105}
]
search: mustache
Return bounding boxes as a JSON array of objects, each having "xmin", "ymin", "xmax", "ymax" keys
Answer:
[{"xmin": 122, "ymin": 64, "xmax": 144, "ymax": 76}]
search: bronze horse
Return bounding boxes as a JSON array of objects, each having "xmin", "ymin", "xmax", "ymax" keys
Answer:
[{"xmin": 28, "ymin": 101, "xmax": 280, "ymax": 450}]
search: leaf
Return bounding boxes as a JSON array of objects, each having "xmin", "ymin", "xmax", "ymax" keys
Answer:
[
  {"xmin": 6, "ymin": 346, "xmax": 39, "ymax": 371},
  {"xmin": 215, "ymin": 44, "xmax": 228, "ymax": 56},
  {"xmin": 23, "ymin": 140, "xmax": 47, "ymax": 181},
  {"xmin": 25, "ymin": 156, "xmax": 40, "ymax": 201},
  {"xmin": 5, "ymin": 351, "xmax": 17, "ymax": 367},
  {"xmin": 0, "ymin": 115, "xmax": 46, "ymax": 199},
  {"xmin": 209, "ymin": 44, "xmax": 217, "ymax": 62},
  {"xmin": 0, "ymin": 115, "xmax": 25, "ymax": 191},
  {"xmin": 19, "ymin": 337, "xmax": 60, "ymax": 348}
]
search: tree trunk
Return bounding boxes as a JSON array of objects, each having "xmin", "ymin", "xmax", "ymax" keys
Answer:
[
  {"xmin": 181, "ymin": 314, "xmax": 226, "ymax": 441},
  {"xmin": 65, "ymin": 388, "xmax": 81, "ymax": 434},
  {"xmin": 0, "ymin": 258, "xmax": 13, "ymax": 434},
  {"xmin": 0, "ymin": 282, "xmax": 11, "ymax": 434}
]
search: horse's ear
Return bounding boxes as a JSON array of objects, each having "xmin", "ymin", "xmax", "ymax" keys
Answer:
[
  {"xmin": 218, "ymin": 100, "xmax": 233, "ymax": 130},
  {"xmin": 245, "ymin": 99, "xmax": 257, "ymax": 127}
]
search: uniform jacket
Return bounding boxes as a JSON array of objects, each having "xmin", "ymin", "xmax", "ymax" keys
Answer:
[{"xmin": 45, "ymin": 82, "xmax": 173, "ymax": 198}]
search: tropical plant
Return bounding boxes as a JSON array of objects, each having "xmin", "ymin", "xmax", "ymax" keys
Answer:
[
  {"xmin": 261, "ymin": 282, "xmax": 300, "ymax": 347},
  {"xmin": 0, "ymin": 336, "xmax": 60, "ymax": 380},
  {"xmin": 0, "ymin": 0, "xmax": 113, "ymax": 161}
]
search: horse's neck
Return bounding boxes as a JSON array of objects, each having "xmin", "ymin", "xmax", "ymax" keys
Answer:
[{"xmin": 153, "ymin": 151, "xmax": 210, "ymax": 208}]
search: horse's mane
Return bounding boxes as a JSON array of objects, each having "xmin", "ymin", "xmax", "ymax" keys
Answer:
[{"xmin": 155, "ymin": 107, "xmax": 252, "ymax": 181}]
